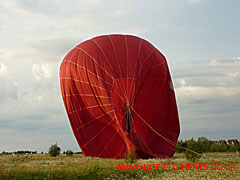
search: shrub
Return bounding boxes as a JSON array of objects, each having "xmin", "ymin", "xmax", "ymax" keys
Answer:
[
  {"xmin": 184, "ymin": 138, "xmax": 202, "ymax": 162},
  {"xmin": 48, "ymin": 143, "xmax": 61, "ymax": 157},
  {"xmin": 125, "ymin": 148, "xmax": 136, "ymax": 163},
  {"xmin": 66, "ymin": 150, "xmax": 73, "ymax": 156}
]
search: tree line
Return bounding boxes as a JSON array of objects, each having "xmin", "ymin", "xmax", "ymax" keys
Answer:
[
  {"xmin": 176, "ymin": 137, "xmax": 240, "ymax": 153},
  {"xmin": 2, "ymin": 150, "xmax": 37, "ymax": 154}
]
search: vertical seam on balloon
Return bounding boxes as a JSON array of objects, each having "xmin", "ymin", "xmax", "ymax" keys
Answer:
[
  {"xmin": 91, "ymin": 39, "xmax": 116, "ymax": 75},
  {"xmin": 98, "ymin": 127, "xmax": 120, "ymax": 157},
  {"xmin": 74, "ymin": 110, "xmax": 114, "ymax": 131},
  {"xmin": 127, "ymin": 39, "xmax": 144, "ymax": 152},
  {"xmin": 130, "ymin": 116, "xmax": 145, "ymax": 152},
  {"xmin": 82, "ymin": 117, "xmax": 116, "ymax": 148},
  {"xmin": 125, "ymin": 35, "xmax": 129, "ymax": 101},
  {"xmin": 110, "ymin": 79, "xmax": 126, "ymax": 102},
  {"xmin": 111, "ymin": 111, "xmax": 133, "ymax": 156},
  {"xmin": 130, "ymin": 47, "xmax": 155, "ymax": 108},
  {"xmin": 63, "ymin": 60, "xmax": 113, "ymax": 87},
  {"xmin": 91, "ymin": 39, "xmax": 127, "ymax": 102},
  {"xmin": 129, "ymin": 38, "xmax": 142, "ymax": 106},
  {"xmin": 124, "ymin": 38, "xmax": 146, "ymax": 153},
  {"xmin": 75, "ymin": 47, "xmax": 115, "ymax": 81},
  {"xmin": 110, "ymin": 79, "xmax": 115, "ymax": 116},
  {"xmin": 108, "ymin": 35, "xmax": 128, "ymax": 99}
]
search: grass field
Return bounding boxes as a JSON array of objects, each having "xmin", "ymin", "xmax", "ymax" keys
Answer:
[{"xmin": 0, "ymin": 152, "xmax": 239, "ymax": 180}]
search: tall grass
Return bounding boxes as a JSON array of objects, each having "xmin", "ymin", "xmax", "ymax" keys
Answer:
[{"xmin": 0, "ymin": 153, "xmax": 239, "ymax": 179}]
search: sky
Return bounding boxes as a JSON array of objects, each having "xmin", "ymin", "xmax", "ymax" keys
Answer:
[{"xmin": 0, "ymin": 0, "xmax": 239, "ymax": 153}]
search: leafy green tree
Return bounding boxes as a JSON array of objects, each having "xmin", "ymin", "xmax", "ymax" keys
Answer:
[
  {"xmin": 228, "ymin": 144, "xmax": 240, "ymax": 152},
  {"xmin": 176, "ymin": 140, "xmax": 187, "ymax": 153},
  {"xmin": 48, "ymin": 143, "xmax": 61, "ymax": 157},
  {"xmin": 66, "ymin": 150, "xmax": 73, "ymax": 156},
  {"xmin": 210, "ymin": 143, "xmax": 227, "ymax": 152},
  {"xmin": 197, "ymin": 137, "xmax": 212, "ymax": 152}
]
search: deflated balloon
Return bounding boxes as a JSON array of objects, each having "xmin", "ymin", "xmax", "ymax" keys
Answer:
[{"xmin": 60, "ymin": 34, "xmax": 180, "ymax": 158}]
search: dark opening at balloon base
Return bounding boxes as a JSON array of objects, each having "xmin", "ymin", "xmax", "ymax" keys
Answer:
[{"xmin": 111, "ymin": 78, "xmax": 135, "ymax": 133}]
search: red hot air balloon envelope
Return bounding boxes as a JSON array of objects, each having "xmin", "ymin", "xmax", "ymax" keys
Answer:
[{"xmin": 60, "ymin": 34, "xmax": 180, "ymax": 159}]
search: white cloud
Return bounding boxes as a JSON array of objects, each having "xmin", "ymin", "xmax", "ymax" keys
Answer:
[
  {"xmin": 174, "ymin": 58, "xmax": 240, "ymax": 97},
  {"xmin": 228, "ymin": 72, "xmax": 240, "ymax": 79},
  {"xmin": 232, "ymin": 57, "xmax": 240, "ymax": 61},
  {"xmin": 0, "ymin": 63, "xmax": 10, "ymax": 78},
  {"xmin": 32, "ymin": 63, "xmax": 54, "ymax": 80},
  {"xmin": 176, "ymin": 85, "xmax": 240, "ymax": 98},
  {"xmin": 178, "ymin": 79, "xmax": 186, "ymax": 87}
]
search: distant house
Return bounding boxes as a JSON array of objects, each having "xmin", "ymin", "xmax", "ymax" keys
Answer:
[
  {"xmin": 212, "ymin": 141, "xmax": 218, "ymax": 144},
  {"xmin": 218, "ymin": 140, "xmax": 227, "ymax": 144},
  {"xmin": 227, "ymin": 139, "xmax": 239, "ymax": 145}
]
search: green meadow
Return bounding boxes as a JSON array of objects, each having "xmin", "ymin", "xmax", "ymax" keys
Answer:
[{"xmin": 0, "ymin": 152, "xmax": 239, "ymax": 180}]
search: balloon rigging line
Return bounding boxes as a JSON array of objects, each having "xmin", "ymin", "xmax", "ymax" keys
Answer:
[
  {"xmin": 69, "ymin": 104, "xmax": 112, "ymax": 114},
  {"xmin": 130, "ymin": 105, "xmax": 203, "ymax": 157},
  {"xmin": 131, "ymin": 105, "xmax": 179, "ymax": 140},
  {"xmin": 117, "ymin": 142, "xmax": 126, "ymax": 158},
  {"xmin": 75, "ymin": 47, "xmax": 115, "ymax": 81},
  {"xmin": 63, "ymin": 60, "xmax": 113, "ymax": 87},
  {"xmin": 60, "ymin": 77, "xmax": 111, "ymax": 93},
  {"xmin": 98, "ymin": 127, "xmax": 120, "ymax": 157},
  {"xmin": 137, "ymin": 61, "xmax": 167, "ymax": 77},
  {"xmin": 74, "ymin": 110, "xmax": 115, "ymax": 131},
  {"xmin": 137, "ymin": 48, "xmax": 155, "ymax": 73},
  {"xmin": 63, "ymin": 93, "xmax": 109, "ymax": 99},
  {"xmin": 82, "ymin": 116, "xmax": 116, "ymax": 148}
]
